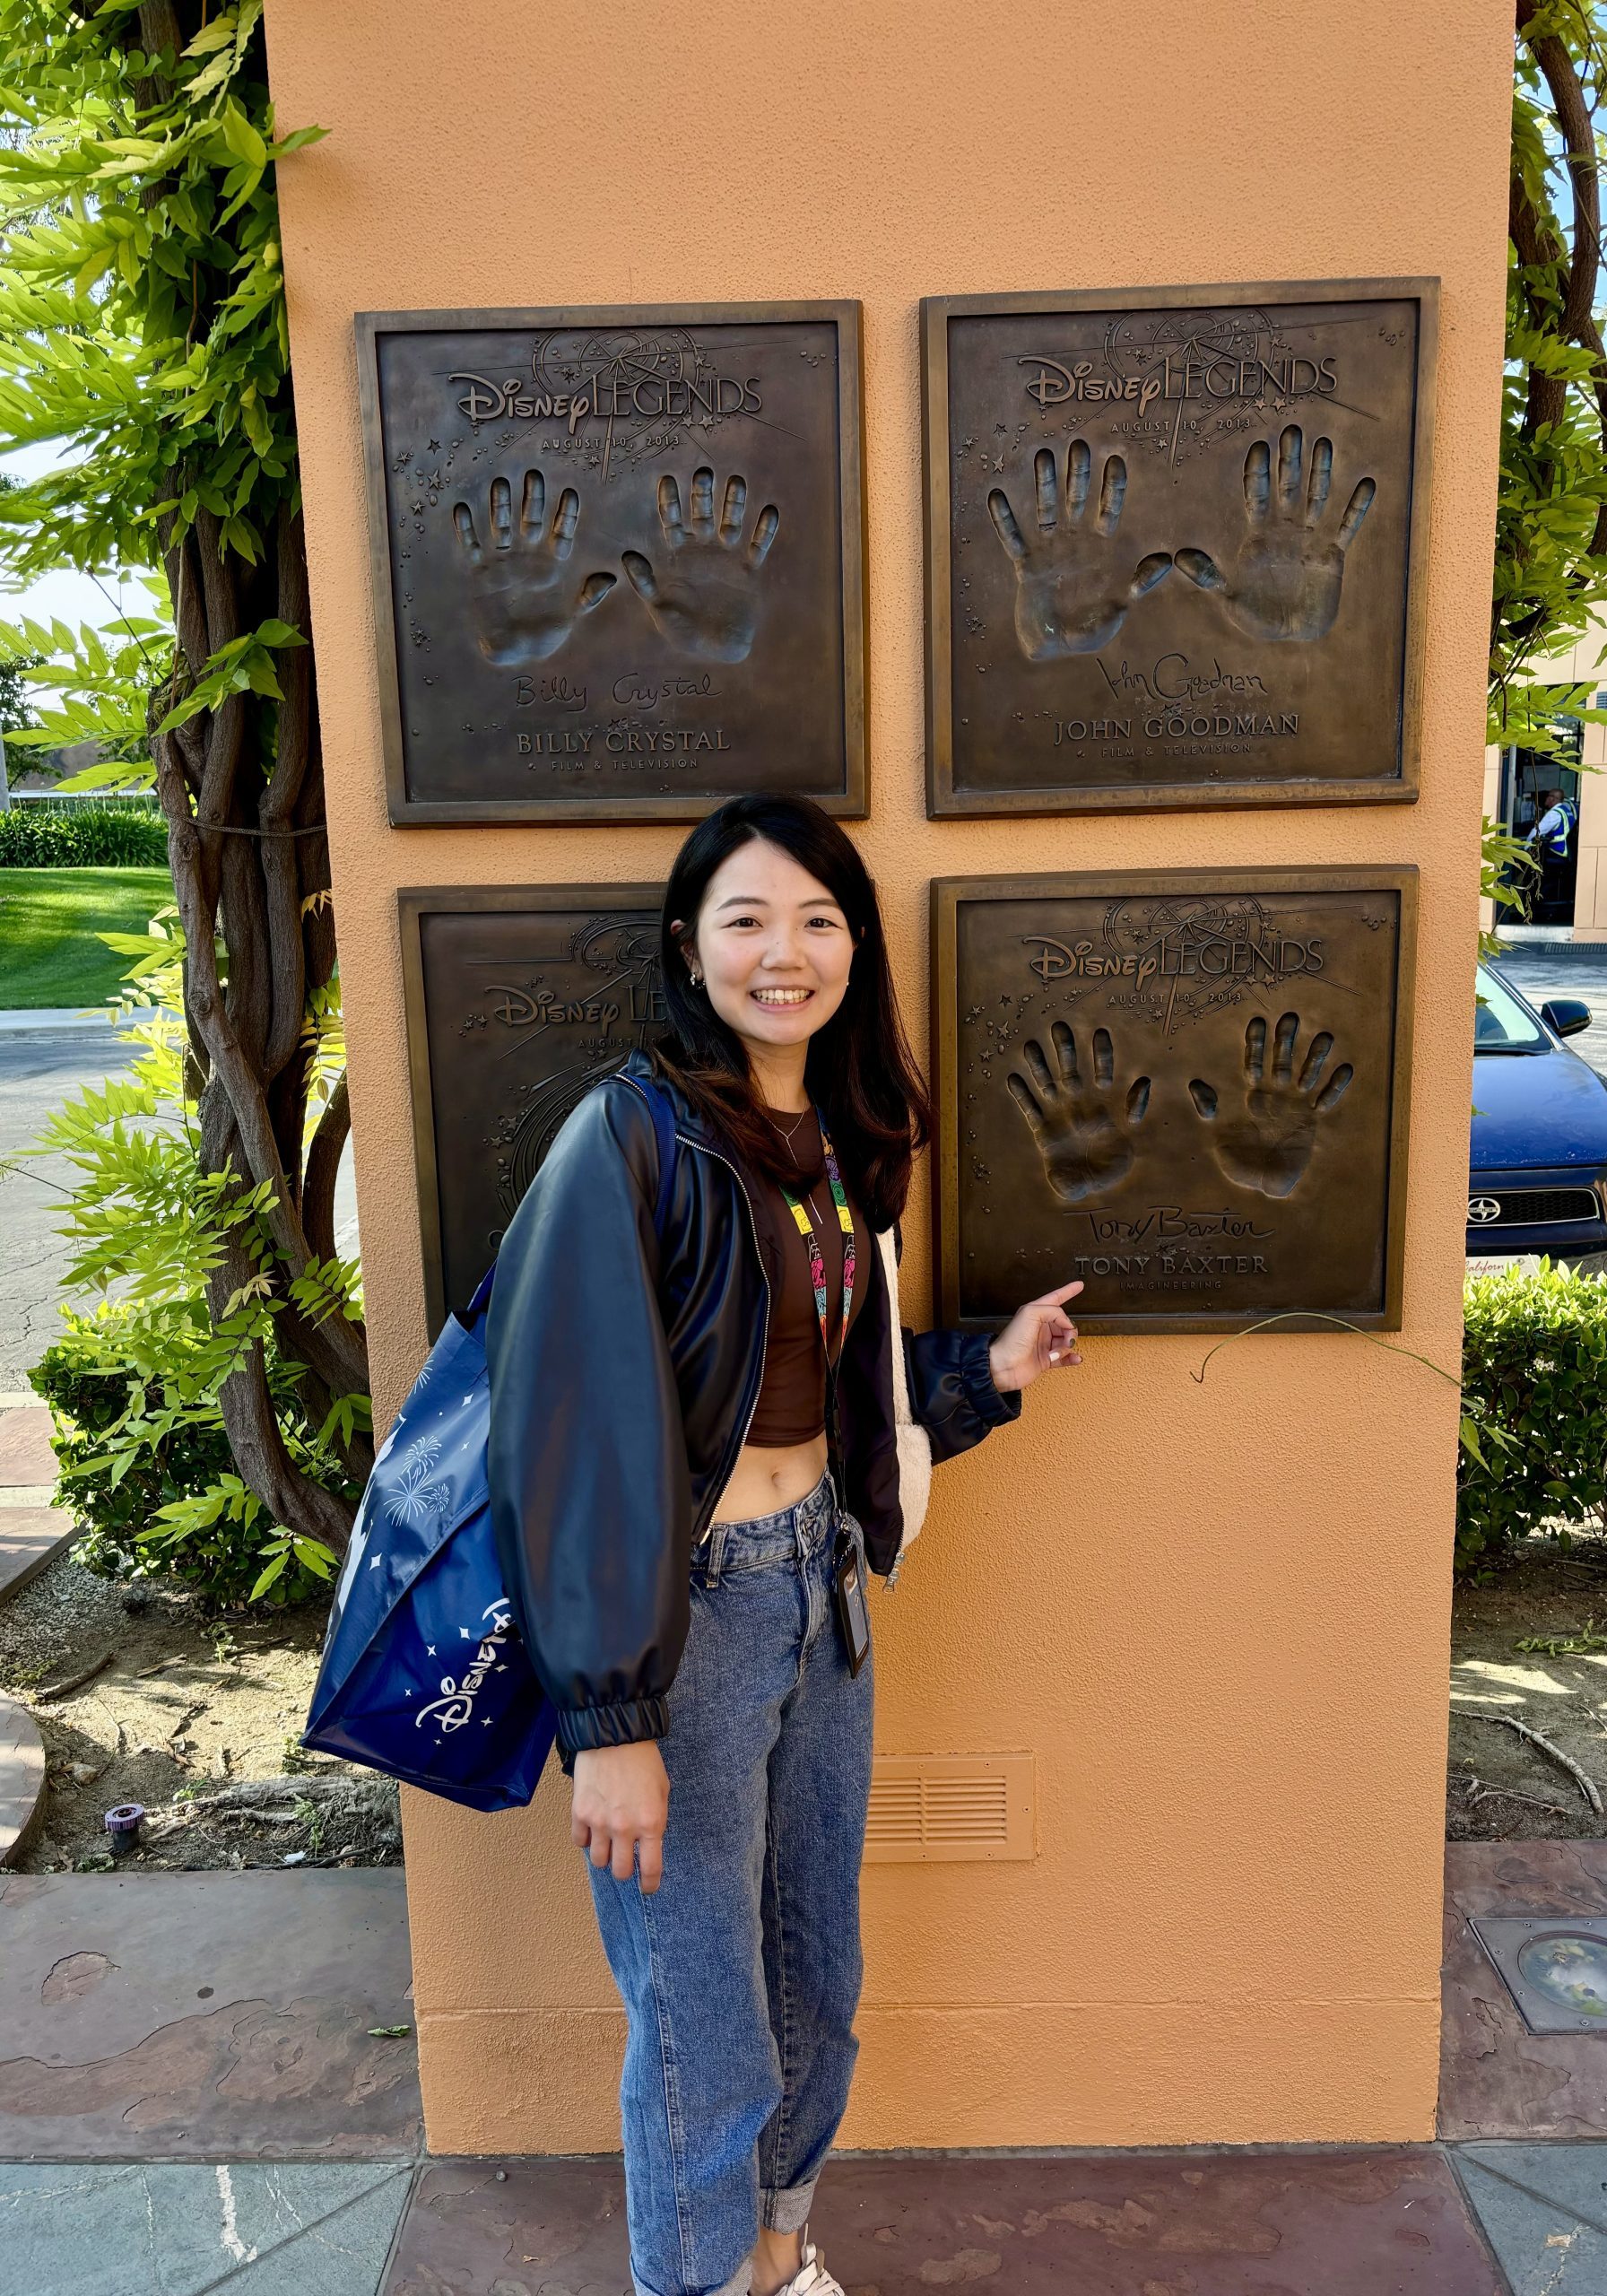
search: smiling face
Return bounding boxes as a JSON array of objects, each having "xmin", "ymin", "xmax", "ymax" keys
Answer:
[{"xmin": 675, "ymin": 836, "xmax": 856, "ymax": 1086}]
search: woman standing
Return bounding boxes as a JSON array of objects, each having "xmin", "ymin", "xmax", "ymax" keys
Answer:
[{"xmin": 486, "ymin": 796, "xmax": 1081, "ymax": 2296}]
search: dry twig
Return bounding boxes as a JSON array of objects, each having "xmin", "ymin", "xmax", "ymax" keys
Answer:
[
  {"xmin": 1457, "ymin": 1709, "xmax": 1604, "ymax": 1813},
  {"xmin": 34, "ymin": 1652, "xmax": 114, "ymax": 1702}
]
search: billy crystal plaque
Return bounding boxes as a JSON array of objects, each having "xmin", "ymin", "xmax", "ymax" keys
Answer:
[
  {"xmin": 401, "ymin": 885, "xmax": 668, "ymax": 1334},
  {"xmin": 932, "ymin": 870, "xmax": 1417, "ymax": 1334},
  {"xmin": 360, "ymin": 304, "xmax": 866, "ymax": 822},
  {"xmin": 923, "ymin": 281, "xmax": 1438, "ymax": 815}
]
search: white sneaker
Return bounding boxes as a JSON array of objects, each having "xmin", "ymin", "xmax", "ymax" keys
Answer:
[{"xmin": 774, "ymin": 2232, "xmax": 845, "ymax": 2296}]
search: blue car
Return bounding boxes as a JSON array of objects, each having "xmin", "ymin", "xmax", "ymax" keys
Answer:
[{"xmin": 1468, "ymin": 963, "xmax": 1607, "ymax": 1258}]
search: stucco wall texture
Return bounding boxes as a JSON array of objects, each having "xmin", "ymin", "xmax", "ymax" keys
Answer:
[{"xmin": 263, "ymin": 0, "xmax": 1513, "ymax": 2152}]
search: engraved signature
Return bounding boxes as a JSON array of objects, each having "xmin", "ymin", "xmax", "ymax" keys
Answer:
[
  {"xmin": 1083, "ymin": 1205, "xmax": 1273, "ymax": 1243},
  {"xmin": 1097, "ymin": 651, "xmax": 1268, "ymax": 709},
  {"xmin": 612, "ymin": 668, "xmax": 723, "ymax": 708},
  {"xmin": 516, "ymin": 674, "xmax": 586, "ymax": 710}
]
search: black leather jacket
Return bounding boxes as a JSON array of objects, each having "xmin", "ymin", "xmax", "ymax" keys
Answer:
[{"xmin": 485, "ymin": 1050, "xmax": 1020, "ymax": 1761}]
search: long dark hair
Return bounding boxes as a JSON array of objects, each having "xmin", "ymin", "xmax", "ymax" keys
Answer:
[{"xmin": 652, "ymin": 795, "xmax": 931, "ymax": 1230}]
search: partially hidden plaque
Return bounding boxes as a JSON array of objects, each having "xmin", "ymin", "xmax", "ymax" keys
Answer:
[
  {"xmin": 360, "ymin": 304, "xmax": 866, "ymax": 822},
  {"xmin": 933, "ymin": 870, "xmax": 1416, "ymax": 1333},
  {"xmin": 923, "ymin": 281, "xmax": 1438, "ymax": 815},
  {"xmin": 401, "ymin": 885, "xmax": 668, "ymax": 1334}
]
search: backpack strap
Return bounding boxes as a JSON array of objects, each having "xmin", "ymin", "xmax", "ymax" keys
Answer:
[
  {"xmin": 463, "ymin": 1069, "xmax": 678, "ymax": 1329},
  {"xmin": 634, "ymin": 1072, "xmax": 680, "ymax": 1243}
]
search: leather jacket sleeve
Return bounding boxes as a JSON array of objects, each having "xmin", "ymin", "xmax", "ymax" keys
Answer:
[
  {"xmin": 904, "ymin": 1326, "xmax": 1021, "ymax": 1463},
  {"xmin": 485, "ymin": 1081, "xmax": 690, "ymax": 1761}
]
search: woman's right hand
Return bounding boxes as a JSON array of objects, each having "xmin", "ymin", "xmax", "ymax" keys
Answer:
[{"xmin": 571, "ymin": 1742, "xmax": 671, "ymax": 1892}]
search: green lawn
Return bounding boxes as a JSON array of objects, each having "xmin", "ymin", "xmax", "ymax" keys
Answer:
[{"xmin": 0, "ymin": 866, "xmax": 174, "ymax": 1009}]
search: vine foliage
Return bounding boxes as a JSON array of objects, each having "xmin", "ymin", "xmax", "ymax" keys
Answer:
[
  {"xmin": 1488, "ymin": 1, "xmax": 1607, "ymax": 936},
  {"xmin": 0, "ymin": 1, "xmax": 368, "ymax": 1577}
]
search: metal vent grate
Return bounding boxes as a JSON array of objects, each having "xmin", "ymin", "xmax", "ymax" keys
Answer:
[{"xmin": 863, "ymin": 1753, "xmax": 1034, "ymax": 1864}]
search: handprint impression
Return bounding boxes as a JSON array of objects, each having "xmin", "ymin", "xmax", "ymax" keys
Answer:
[
  {"xmin": 1174, "ymin": 426, "xmax": 1375, "ymax": 644},
  {"xmin": 621, "ymin": 468, "xmax": 779, "ymax": 664},
  {"xmin": 1006, "ymin": 1022, "xmax": 1152, "ymax": 1204},
  {"xmin": 988, "ymin": 442, "xmax": 1171, "ymax": 661},
  {"xmin": 1188, "ymin": 1013, "xmax": 1353, "ymax": 1198},
  {"xmin": 451, "ymin": 471, "xmax": 617, "ymax": 665}
]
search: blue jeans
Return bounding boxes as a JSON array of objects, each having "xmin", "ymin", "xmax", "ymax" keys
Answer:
[{"xmin": 586, "ymin": 1473, "xmax": 874, "ymax": 2296}]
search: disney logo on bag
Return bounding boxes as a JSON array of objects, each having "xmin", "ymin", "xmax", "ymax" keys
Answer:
[{"xmin": 414, "ymin": 1600, "xmax": 515, "ymax": 1735}]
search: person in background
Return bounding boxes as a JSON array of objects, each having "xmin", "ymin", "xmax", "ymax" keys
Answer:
[{"xmin": 1529, "ymin": 785, "xmax": 1579, "ymax": 922}]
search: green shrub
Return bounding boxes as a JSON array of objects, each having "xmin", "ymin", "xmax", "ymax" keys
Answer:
[
  {"xmin": 31, "ymin": 1304, "xmax": 350, "ymax": 1609},
  {"xmin": 1459, "ymin": 1260, "xmax": 1607, "ymax": 1571},
  {"xmin": 0, "ymin": 803, "xmax": 167, "ymax": 867}
]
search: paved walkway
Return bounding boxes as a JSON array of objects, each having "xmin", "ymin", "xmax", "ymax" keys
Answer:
[
  {"xmin": 0, "ymin": 1016, "xmax": 360, "ymax": 1397},
  {"xmin": 3, "ymin": 1845, "xmax": 1607, "ymax": 2292}
]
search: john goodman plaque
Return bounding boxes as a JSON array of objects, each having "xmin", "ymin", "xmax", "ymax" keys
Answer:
[
  {"xmin": 360, "ymin": 303, "xmax": 866, "ymax": 822},
  {"xmin": 401, "ymin": 884, "xmax": 668, "ymax": 1334},
  {"xmin": 923, "ymin": 281, "xmax": 1438, "ymax": 815},
  {"xmin": 933, "ymin": 869, "xmax": 1417, "ymax": 1333}
]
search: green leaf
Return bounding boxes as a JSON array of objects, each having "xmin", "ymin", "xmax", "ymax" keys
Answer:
[
  {"xmin": 218, "ymin": 100, "xmax": 266, "ymax": 170},
  {"xmin": 1458, "ymin": 1414, "xmax": 1490, "ymax": 1473},
  {"xmin": 248, "ymin": 1552, "xmax": 287, "ymax": 1600}
]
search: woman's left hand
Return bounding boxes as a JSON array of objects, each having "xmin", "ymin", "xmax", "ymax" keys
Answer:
[{"xmin": 987, "ymin": 1279, "xmax": 1084, "ymax": 1394}]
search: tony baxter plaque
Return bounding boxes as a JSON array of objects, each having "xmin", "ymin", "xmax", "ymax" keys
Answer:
[
  {"xmin": 360, "ymin": 304, "xmax": 865, "ymax": 822},
  {"xmin": 401, "ymin": 885, "xmax": 668, "ymax": 1333},
  {"xmin": 923, "ymin": 281, "xmax": 1438, "ymax": 815},
  {"xmin": 933, "ymin": 870, "xmax": 1416, "ymax": 1334}
]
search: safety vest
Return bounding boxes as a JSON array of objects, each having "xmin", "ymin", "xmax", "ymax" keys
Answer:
[{"xmin": 1542, "ymin": 799, "xmax": 1578, "ymax": 858}]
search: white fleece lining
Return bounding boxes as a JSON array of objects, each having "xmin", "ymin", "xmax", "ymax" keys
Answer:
[{"xmin": 877, "ymin": 1225, "xmax": 932, "ymax": 1556}]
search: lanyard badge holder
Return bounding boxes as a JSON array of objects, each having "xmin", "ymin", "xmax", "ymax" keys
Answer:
[{"xmin": 781, "ymin": 1114, "xmax": 871, "ymax": 1677}]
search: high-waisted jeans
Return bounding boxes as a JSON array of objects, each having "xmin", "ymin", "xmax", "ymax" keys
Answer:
[{"xmin": 586, "ymin": 1473, "xmax": 874, "ymax": 2296}]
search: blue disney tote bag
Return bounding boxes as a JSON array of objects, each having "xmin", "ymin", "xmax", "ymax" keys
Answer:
[{"xmin": 301, "ymin": 1074, "xmax": 678, "ymax": 1811}]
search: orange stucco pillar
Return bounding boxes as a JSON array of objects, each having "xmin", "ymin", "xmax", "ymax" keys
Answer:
[{"xmin": 264, "ymin": 0, "xmax": 1513, "ymax": 2150}]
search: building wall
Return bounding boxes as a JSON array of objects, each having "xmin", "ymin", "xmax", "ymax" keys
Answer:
[
  {"xmin": 1487, "ymin": 620, "xmax": 1607, "ymax": 939},
  {"xmin": 263, "ymin": 0, "xmax": 1513, "ymax": 2151},
  {"xmin": 1552, "ymin": 625, "xmax": 1607, "ymax": 939}
]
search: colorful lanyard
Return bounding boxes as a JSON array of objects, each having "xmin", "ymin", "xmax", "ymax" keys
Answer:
[{"xmin": 779, "ymin": 1110, "xmax": 856, "ymax": 1368}]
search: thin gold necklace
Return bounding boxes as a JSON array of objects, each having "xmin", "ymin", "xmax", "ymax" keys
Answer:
[{"xmin": 766, "ymin": 1104, "xmax": 822, "ymax": 1224}]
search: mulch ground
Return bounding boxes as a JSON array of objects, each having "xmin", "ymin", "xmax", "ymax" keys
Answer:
[
  {"xmin": 1449, "ymin": 1527, "xmax": 1607, "ymax": 1840},
  {"xmin": 0, "ymin": 1548, "xmax": 399, "ymax": 1870}
]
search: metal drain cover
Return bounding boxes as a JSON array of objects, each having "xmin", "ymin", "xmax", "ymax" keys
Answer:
[{"xmin": 1470, "ymin": 1916, "xmax": 1607, "ymax": 2033}]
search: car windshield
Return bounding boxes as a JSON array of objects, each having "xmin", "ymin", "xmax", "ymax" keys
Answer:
[{"xmin": 1474, "ymin": 965, "xmax": 1549, "ymax": 1052}]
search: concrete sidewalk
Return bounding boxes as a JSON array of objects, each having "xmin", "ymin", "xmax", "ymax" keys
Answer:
[{"xmin": 4, "ymin": 1844, "xmax": 1607, "ymax": 2292}]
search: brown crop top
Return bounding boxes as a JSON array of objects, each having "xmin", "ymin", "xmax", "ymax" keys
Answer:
[{"xmin": 746, "ymin": 1108, "xmax": 869, "ymax": 1448}]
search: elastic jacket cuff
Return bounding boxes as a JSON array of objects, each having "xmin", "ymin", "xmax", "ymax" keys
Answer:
[
  {"xmin": 960, "ymin": 1333, "xmax": 1023, "ymax": 1429},
  {"xmin": 555, "ymin": 1694, "xmax": 670, "ymax": 1756}
]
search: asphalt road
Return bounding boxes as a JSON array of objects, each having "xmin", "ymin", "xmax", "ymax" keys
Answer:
[
  {"xmin": 1488, "ymin": 946, "xmax": 1607, "ymax": 1081},
  {"xmin": 0, "ymin": 1024, "xmax": 357, "ymax": 1387}
]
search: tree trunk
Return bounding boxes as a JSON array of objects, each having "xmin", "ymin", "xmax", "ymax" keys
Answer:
[{"xmin": 151, "ymin": 500, "xmax": 368, "ymax": 1556}]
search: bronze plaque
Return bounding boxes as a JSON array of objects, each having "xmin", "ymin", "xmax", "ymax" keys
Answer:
[
  {"xmin": 401, "ymin": 885, "xmax": 668, "ymax": 1333},
  {"xmin": 923, "ymin": 281, "xmax": 1438, "ymax": 815},
  {"xmin": 933, "ymin": 870, "xmax": 1417, "ymax": 1333},
  {"xmin": 360, "ymin": 304, "xmax": 865, "ymax": 823}
]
